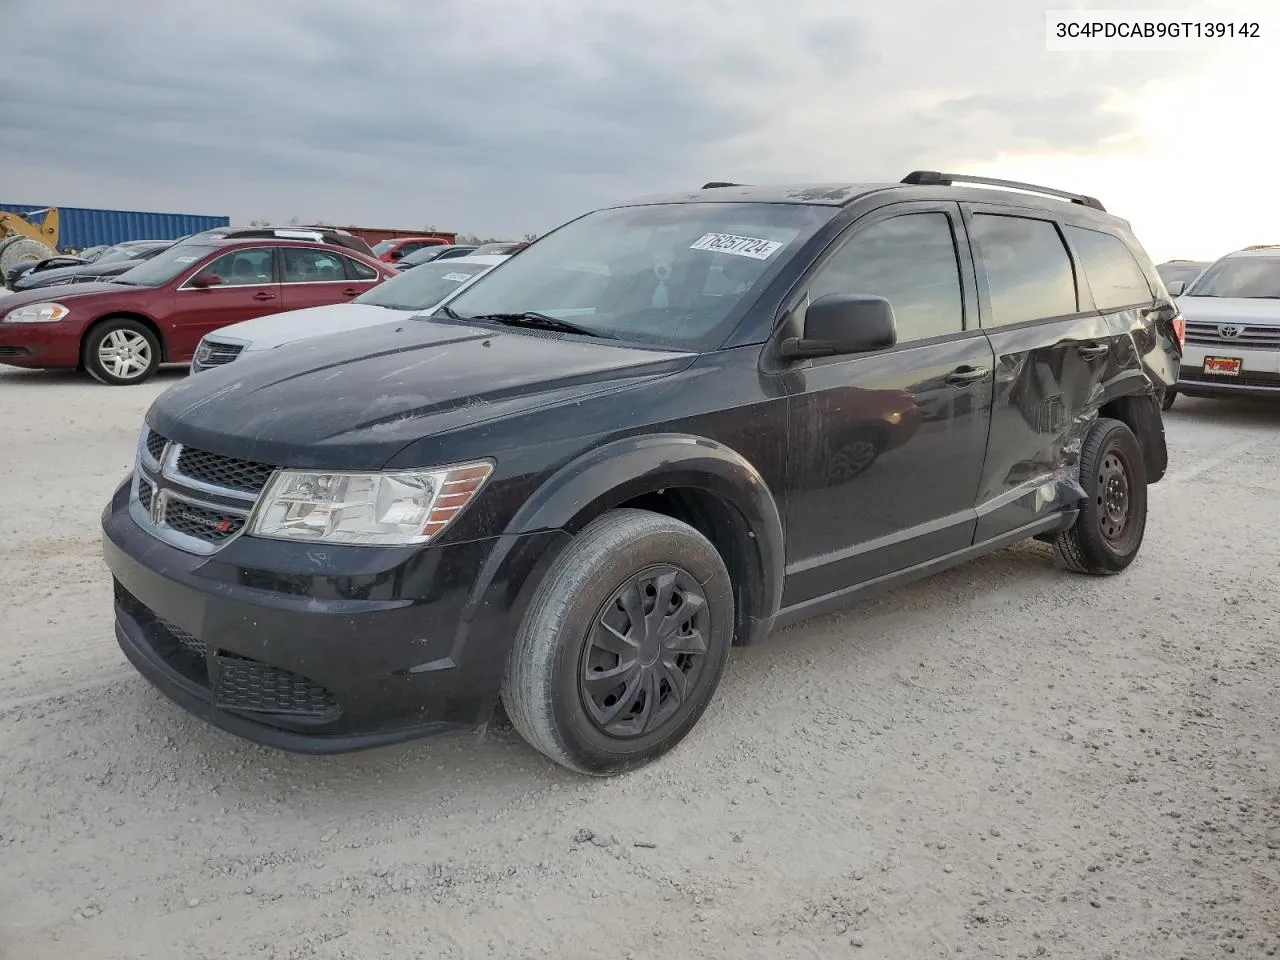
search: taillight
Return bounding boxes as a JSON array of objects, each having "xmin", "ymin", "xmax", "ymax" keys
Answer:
[{"xmin": 1172, "ymin": 314, "xmax": 1186, "ymax": 352}]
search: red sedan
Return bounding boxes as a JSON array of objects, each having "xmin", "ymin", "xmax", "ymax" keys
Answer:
[{"xmin": 0, "ymin": 236, "xmax": 395, "ymax": 385}]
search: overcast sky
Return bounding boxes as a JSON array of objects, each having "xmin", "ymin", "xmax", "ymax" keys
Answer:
[{"xmin": 1, "ymin": 0, "xmax": 1276, "ymax": 260}]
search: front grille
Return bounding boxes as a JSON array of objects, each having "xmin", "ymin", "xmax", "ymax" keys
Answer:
[
  {"xmin": 214, "ymin": 656, "xmax": 339, "ymax": 719},
  {"xmin": 165, "ymin": 619, "xmax": 208, "ymax": 659},
  {"xmin": 1185, "ymin": 321, "xmax": 1280, "ymax": 349},
  {"xmin": 138, "ymin": 478, "xmax": 154, "ymax": 513},
  {"xmin": 175, "ymin": 447, "xmax": 275, "ymax": 495},
  {"xmin": 161, "ymin": 499, "xmax": 245, "ymax": 542},
  {"xmin": 197, "ymin": 341, "xmax": 244, "ymax": 367},
  {"xmin": 145, "ymin": 430, "xmax": 167, "ymax": 462}
]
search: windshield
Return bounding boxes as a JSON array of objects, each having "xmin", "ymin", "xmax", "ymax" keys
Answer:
[
  {"xmin": 442, "ymin": 202, "xmax": 831, "ymax": 349},
  {"xmin": 399, "ymin": 246, "xmax": 451, "ymax": 267},
  {"xmin": 1186, "ymin": 257, "xmax": 1280, "ymax": 298},
  {"xmin": 356, "ymin": 259, "xmax": 495, "ymax": 311},
  {"xmin": 371, "ymin": 240, "xmax": 396, "ymax": 256},
  {"xmin": 97, "ymin": 244, "xmax": 160, "ymax": 265},
  {"xmin": 110, "ymin": 243, "xmax": 219, "ymax": 286},
  {"xmin": 1157, "ymin": 263, "xmax": 1205, "ymax": 287}
]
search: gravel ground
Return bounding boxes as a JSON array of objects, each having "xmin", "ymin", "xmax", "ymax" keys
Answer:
[{"xmin": 1, "ymin": 366, "xmax": 1277, "ymax": 960}]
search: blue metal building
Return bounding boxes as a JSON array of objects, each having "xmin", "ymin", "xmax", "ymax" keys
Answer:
[{"xmin": 0, "ymin": 203, "xmax": 230, "ymax": 251}]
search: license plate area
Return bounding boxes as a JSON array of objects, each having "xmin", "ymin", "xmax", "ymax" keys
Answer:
[{"xmin": 1203, "ymin": 356, "xmax": 1242, "ymax": 376}]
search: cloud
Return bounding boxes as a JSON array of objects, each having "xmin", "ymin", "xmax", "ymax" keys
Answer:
[{"xmin": 0, "ymin": 0, "xmax": 1229, "ymax": 238}]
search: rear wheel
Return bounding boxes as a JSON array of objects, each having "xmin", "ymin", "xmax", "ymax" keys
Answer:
[
  {"xmin": 1161, "ymin": 388, "xmax": 1177, "ymax": 411},
  {"xmin": 502, "ymin": 509, "xmax": 734, "ymax": 775},
  {"xmin": 83, "ymin": 319, "xmax": 161, "ymax": 385},
  {"xmin": 1056, "ymin": 417, "xmax": 1147, "ymax": 575}
]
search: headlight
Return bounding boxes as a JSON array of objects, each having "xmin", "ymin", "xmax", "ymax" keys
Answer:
[
  {"xmin": 247, "ymin": 462, "xmax": 494, "ymax": 545},
  {"xmin": 3, "ymin": 302, "xmax": 70, "ymax": 323}
]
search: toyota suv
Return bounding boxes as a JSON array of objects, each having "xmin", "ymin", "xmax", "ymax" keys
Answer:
[
  {"xmin": 101, "ymin": 172, "xmax": 1181, "ymax": 774},
  {"xmin": 1163, "ymin": 245, "xmax": 1280, "ymax": 407}
]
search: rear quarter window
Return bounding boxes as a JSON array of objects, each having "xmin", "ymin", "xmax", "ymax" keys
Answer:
[
  {"xmin": 1064, "ymin": 225, "xmax": 1153, "ymax": 310},
  {"xmin": 970, "ymin": 214, "xmax": 1077, "ymax": 327}
]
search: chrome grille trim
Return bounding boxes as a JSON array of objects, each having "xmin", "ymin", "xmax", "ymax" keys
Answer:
[
  {"xmin": 132, "ymin": 426, "xmax": 276, "ymax": 556},
  {"xmin": 1184, "ymin": 321, "xmax": 1280, "ymax": 349}
]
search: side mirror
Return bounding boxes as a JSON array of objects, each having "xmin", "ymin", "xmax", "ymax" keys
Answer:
[
  {"xmin": 781, "ymin": 294, "xmax": 897, "ymax": 360},
  {"xmin": 190, "ymin": 271, "xmax": 222, "ymax": 288},
  {"xmin": 1166, "ymin": 280, "xmax": 1186, "ymax": 297},
  {"xmin": 390, "ymin": 249, "xmax": 405, "ymax": 260}
]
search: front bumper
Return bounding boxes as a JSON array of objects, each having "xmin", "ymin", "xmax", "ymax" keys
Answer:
[
  {"xmin": 0, "ymin": 321, "xmax": 81, "ymax": 368},
  {"xmin": 1176, "ymin": 343, "xmax": 1280, "ymax": 399},
  {"xmin": 102, "ymin": 481, "xmax": 568, "ymax": 752}
]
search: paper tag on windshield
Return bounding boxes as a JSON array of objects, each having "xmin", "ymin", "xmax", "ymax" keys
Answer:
[
  {"xmin": 690, "ymin": 233, "xmax": 783, "ymax": 260},
  {"xmin": 174, "ymin": 256, "xmax": 198, "ymax": 263},
  {"xmin": 442, "ymin": 272, "xmax": 472, "ymax": 282}
]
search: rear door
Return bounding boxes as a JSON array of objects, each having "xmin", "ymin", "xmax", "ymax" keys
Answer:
[
  {"xmin": 780, "ymin": 202, "xmax": 996, "ymax": 606},
  {"xmin": 278, "ymin": 247, "xmax": 369, "ymax": 312},
  {"xmin": 962, "ymin": 205, "xmax": 1115, "ymax": 540},
  {"xmin": 170, "ymin": 246, "xmax": 281, "ymax": 359}
]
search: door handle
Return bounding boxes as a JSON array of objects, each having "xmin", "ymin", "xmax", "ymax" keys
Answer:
[
  {"xmin": 1078, "ymin": 342, "xmax": 1110, "ymax": 359},
  {"xmin": 341, "ymin": 288, "xmax": 359, "ymax": 297},
  {"xmin": 945, "ymin": 365, "xmax": 989, "ymax": 386},
  {"xmin": 252, "ymin": 291, "xmax": 276, "ymax": 301}
]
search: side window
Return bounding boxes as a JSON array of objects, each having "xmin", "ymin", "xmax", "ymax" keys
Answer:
[
  {"xmin": 344, "ymin": 256, "xmax": 378, "ymax": 281},
  {"xmin": 1064, "ymin": 225, "xmax": 1153, "ymax": 309},
  {"xmin": 970, "ymin": 214, "xmax": 1077, "ymax": 326},
  {"xmin": 281, "ymin": 248, "xmax": 346, "ymax": 283},
  {"xmin": 203, "ymin": 248, "xmax": 274, "ymax": 286},
  {"xmin": 807, "ymin": 212, "xmax": 964, "ymax": 341}
]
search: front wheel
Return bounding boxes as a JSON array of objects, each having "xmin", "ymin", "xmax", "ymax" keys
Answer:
[
  {"xmin": 502, "ymin": 509, "xmax": 735, "ymax": 775},
  {"xmin": 83, "ymin": 319, "xmax": 161, "ymax": 385},
  {"xmin": 1056, "ymin": 417, "xmax": 1148, "ymax": 575}
]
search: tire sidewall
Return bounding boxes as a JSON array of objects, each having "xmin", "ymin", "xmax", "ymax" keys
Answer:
[
  {"xmin": 84, "ymin": 319, "xmax": 160, "ymax": 385},
  {"xmin": 540, "ymin": 522, "xmax": 734, "ymax": 773},
  {"xmin": 1077, "ymin": 419, "xmax": 1148, "ymax": 570}
]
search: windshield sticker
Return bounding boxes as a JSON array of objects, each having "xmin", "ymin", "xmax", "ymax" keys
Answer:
[
  {"xmin": 174, "ymin": 256, "xmax": 199, "ymax": 263},
  {"xmin": 690, "ymin": 233, "xmax": 783, "ymax": 260},
  {"xmin": 442, "ymin": 272, "xmax": 473, "ymax": 282}
]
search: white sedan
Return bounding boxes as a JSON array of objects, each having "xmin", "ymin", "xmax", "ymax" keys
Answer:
[{"xmin": 189, "ymin": 254, "xmax": 509, "ymax": 372}]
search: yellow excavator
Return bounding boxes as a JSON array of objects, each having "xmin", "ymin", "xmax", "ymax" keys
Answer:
[{"xmin": 0, "ymin": 207, "xmax": 60, "ymax": 279}]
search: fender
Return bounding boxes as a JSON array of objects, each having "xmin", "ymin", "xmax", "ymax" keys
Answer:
[{"xmin": 502, "ymin": 432, "xmax": 786, "ymax": 644}]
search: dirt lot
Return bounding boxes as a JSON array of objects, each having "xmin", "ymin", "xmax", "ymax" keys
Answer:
[{"xmin": 1, "ymin": 366, "xmax": 1277, "ymax": 960}]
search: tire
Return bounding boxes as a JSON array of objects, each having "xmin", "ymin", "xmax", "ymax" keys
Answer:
[
  {"xmin": 1055, "ymin": 417, "xmax": 1147, "ymax": 575},
  {"xmin": 0, "ymin": 237, "xmax": 56, "ymax": 278},
  {"xmin": 1161, "ymin": 388, "xmax": 1177, "ymax": 411},
  {"xmin": 82, "ymin": 318, "xmax": 161, "ymax": 385},
  {"xmin": 502, "ymin": 508, "xmax": 735, "ymax": 775}
]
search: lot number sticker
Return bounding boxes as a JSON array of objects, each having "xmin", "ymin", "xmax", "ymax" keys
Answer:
[
  {"xmin": 442, "ymin": 273, "xmax": 472, "ymax": 282},
  {"xmin": 690, "ymin": 233, "xmax": 783, "ymax": 260}
]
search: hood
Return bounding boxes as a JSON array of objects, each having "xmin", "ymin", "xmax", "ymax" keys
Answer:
[
  {"xmin": 1178, "ymin": 297, "xmax": 1280, "ymax": 325},
  {"xmin": 13, "ymin": 261, "xmax": 128, "ymax": 288},
  {"xmin": 148, "ymin": 319, "xmax": 695, "ymax": 469},
  {"xmin": 209, "ymin": 302, "xmax": 410, "ymax": 351},
  {"xmin": 0, "ymin": 281, "xmax": 137, "ymax": 312}
]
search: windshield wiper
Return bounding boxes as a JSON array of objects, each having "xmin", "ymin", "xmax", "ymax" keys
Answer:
[
  {"xmin": 466, "ymin": 311, "xmax": 613, "ymax": 338},
  {"xmin": 434, "ymin": 305, "xmax": 464, "ymax": 320}
]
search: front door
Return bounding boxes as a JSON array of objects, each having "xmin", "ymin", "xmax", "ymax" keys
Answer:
[
  {"xmin": 781, "ymin": 203, "xmax": 995, "ymax": 608},
  {"xmin": 170, "ymin": 245, "xmax": 281, "ymax": 359},
  {"xmin": 278, "ymin": 247, "xmax": 367, "ymax": 313},
  {"xmin": 961, "ymin": 206, "xmax": 1117, "ymax": 540}
]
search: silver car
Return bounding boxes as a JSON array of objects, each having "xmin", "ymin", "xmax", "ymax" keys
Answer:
[{"xmin": 1165, "ymin": 246, "xmax": 1280, "ymax": 408}]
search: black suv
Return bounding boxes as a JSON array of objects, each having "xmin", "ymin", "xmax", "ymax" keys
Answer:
[{"xmin": 101, "ymin": 172, "xmax": 1182, "ymax": 774}]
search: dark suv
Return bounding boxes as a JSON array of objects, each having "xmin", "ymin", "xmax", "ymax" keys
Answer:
[{"xmin": 101, "ymin": 172, "xmax": 1182, "ymax": 774}]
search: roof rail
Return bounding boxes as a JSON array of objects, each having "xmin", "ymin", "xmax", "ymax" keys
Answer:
[
  {"xmin": 1241, "ymin": 244, "xmax": 1280, "ymax": 250},
  {"xmin": 900, "ymin": 170, "xmax": 1106, "ymax": 212},
  {"xmin": 701, "ymin": 181, "xmax": 745, "ymax": 189}
]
